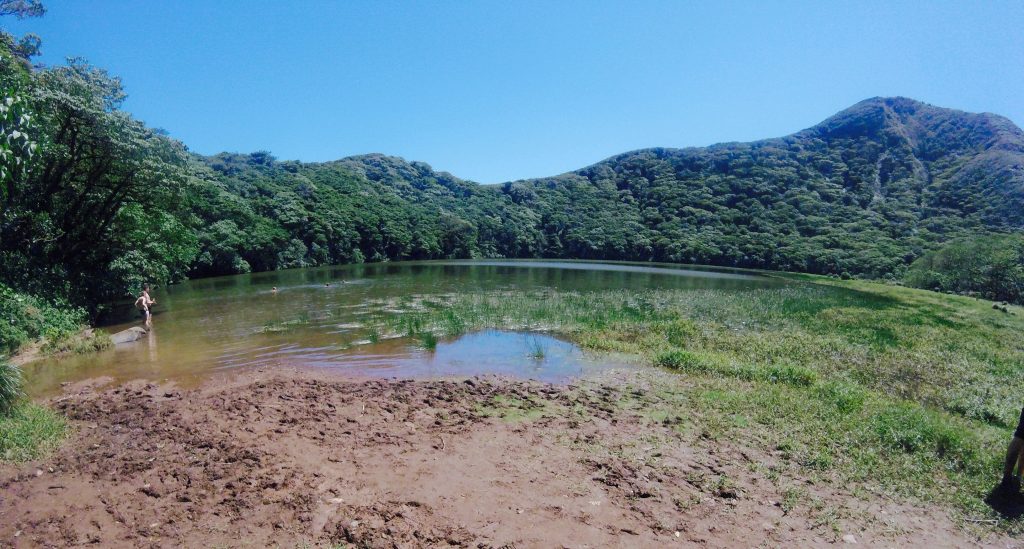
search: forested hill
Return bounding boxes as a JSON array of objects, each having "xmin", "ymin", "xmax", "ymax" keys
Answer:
[
  {"xmin": 3, "ymin": 34, "xmax": 1023, "ymax": 314},
  {"xmin": 192, "ymin": 97, "xmax": 1024, "ymax": 283},
  {"xmin": 503, "ymin": 97, "xmax": 1024, "ymax": 277}
]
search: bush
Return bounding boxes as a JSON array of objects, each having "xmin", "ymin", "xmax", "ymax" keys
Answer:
[
  {"xmin": 905, "ymin": 234, "xmax": 1024, "ymax": 304},
  {"xmin": 0, "ymin": 283, "xmax": 85, "ymax": 355}
]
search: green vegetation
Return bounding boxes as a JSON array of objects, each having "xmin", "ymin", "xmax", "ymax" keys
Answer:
[
  {"xmin": 357, "ymin": 277, "xmax": 1024, "ymax": 524},
  {"xmin": 0, "ymin": 283, "xmax": 85, "ymax": 356},
  {"xmin": 905, "ymin": 234, "xmax": 1024, "ymax": 304},
  {"xmin": 0, "ymin": 400, "xmax": 68, "ymax": 462},
  {"xmin": 526, "ymin": 336, "xmax": 546, "ymax": 359},
  {"xmin": 418, "ymin": 331, "xmax": 438, "ymax": 350},
  {"xmin": 0, "ymin": 360, "xmax": 21, "ymax": 415},
  {"xmin": 40, "ymin": 329, "xmax": 112, "ymax": 355},
  {"xmin": 0, "ymin": 361, "xmax": 67, "ymax": 462}
]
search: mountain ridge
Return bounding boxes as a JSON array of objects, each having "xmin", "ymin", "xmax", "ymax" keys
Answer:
[
  {"xmin": 299, "ymin": 96, "xmax": 1023, "ymax": 185},
  {"xmin": 192, "ymin": 96, "xmax": 1023, "ymax": 281}
]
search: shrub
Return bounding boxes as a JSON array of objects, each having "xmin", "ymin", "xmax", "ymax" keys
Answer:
[{"xmin": 0, "ymin": 284, "xmax": 85, "ymax": 355}]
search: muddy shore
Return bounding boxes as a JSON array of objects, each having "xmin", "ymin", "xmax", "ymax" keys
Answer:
[{"xmin": 0, "ymin": 369, "xmax": 1015, "ymax": 548}]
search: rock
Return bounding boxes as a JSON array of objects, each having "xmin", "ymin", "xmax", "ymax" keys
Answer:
[
  {"xmin": 842, "ymin": 534, "xmax": 857, "ymax": 544},
  {"xmin": 110, "ymin": 327, "xmax": 147, "ymax": 345}
]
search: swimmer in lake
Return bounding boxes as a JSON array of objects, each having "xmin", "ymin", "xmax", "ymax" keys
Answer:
[{"xmin": 271, "ymin": 286, "xmax": 278, "ymax": 294}]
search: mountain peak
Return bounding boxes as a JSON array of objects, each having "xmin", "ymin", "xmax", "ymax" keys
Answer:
[{"xmin": 808, "ymin": 97, "xmax": 1024, "ymax": 155}]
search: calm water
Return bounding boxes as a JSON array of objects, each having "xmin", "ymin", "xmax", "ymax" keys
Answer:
[{"xmin": 24, "ymin": 260, "xmax": 785, "ymax": 395}]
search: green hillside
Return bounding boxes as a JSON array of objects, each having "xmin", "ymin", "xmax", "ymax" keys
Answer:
[{"xmin": 189, "ymin": 97, "xmax": 1024, "ymax": 283}]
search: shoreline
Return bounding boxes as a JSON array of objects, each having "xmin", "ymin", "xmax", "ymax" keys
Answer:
[{"xmin": 1, "ymin": 366, "xmax": 1016, "ymax": 548}]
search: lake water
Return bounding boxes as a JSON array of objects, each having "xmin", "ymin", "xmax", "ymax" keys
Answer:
[{"xmin": 23, "ymin": 260, "xmax": 786, "ymax": 395}]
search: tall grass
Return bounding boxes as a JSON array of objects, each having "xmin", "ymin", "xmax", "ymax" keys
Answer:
[
  {"xmin": 0, "ymin": 402, "xmax": 68, "ymax": 462},
  {"xmin": 0, "ymin": 361, "xmax": 68, "ymax": 462},
  {"xmin": 526, "ymin": 336, "xmax": 546, "ymax": 359},
  {"xmin": 0, "ymin": 361, "xmax": 24, "ymax": 416}
]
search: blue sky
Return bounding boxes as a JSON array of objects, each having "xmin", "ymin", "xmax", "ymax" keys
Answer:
[{"xmin": 5, "ymin": 0, "xmax": 1023, "ymax": 183}]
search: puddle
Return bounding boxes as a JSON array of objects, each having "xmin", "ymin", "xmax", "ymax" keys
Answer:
[{"xmin": 325, "ymin": 330, "xmax": 622, "ymax": 383}]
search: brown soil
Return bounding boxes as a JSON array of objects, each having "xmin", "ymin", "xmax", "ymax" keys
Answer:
[{"xmin": 0, "ymin": 369, "xmax": 1016, "ymax": 548}]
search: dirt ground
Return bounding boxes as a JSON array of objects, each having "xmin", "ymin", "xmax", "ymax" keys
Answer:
[{"xmin": 0, "ymin": 368, "xmax": 1019, "ymax": 548}]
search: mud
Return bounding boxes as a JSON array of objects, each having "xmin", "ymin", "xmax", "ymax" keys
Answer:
[{"xmin": 0, "ymin": 369, "xmax": 1015, "ymax": 548}]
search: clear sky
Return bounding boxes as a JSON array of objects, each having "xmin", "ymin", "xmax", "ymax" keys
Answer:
[{"xmin": 5, "ymin": 0, "xmax": 1023, "ymax": 183}]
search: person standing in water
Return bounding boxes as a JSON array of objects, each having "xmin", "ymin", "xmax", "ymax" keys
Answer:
[{"xmin": 135, "ymin": 283, "xmax": 156, "ymax": 328}]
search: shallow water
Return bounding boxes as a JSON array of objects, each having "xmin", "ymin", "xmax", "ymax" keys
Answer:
[{"xmin": 24, "ymin": 260, "xmax": 786, "ymax": 395}]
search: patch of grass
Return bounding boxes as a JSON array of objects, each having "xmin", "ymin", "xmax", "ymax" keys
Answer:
[
  {"xmin": 41, "ymin": 329, "xmax": 113, "ymax": 356},
  {"xmin": 0, "ymin": 402, "xmax": 69, "ymax": 462}
]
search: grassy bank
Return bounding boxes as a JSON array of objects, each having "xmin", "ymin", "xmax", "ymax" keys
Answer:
[
  {"xmin": 0, "ymin": 362, "xmax": 68, "ymax": 463},
  {"xmin": 353, "ymin": 276, "xmax": 1023, "ymax": 529}
]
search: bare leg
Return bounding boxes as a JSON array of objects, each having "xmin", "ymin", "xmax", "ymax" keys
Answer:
[{"xmin": 1003, "ymin": 437, "xmax": 1024, "ymax": 484}]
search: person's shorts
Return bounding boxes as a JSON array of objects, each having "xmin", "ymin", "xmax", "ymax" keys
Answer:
[{"xmin": 1015, "ymin": 406, "xmax": 1024, "ymax": 440}]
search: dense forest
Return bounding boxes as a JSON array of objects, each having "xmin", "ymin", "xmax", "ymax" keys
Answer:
[
  {"xmin": 3, "ymin": 6, "xmax": 1024, "ymax": 332},
  {"xmin": 182, "ymin": 96, "xmax": 1024, "ymax": 283}
]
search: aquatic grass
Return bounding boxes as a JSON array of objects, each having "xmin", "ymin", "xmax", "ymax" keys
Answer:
[
  {"xmin": 418, "ymin": 331, "xmax": 438, "ymax": 350},
  {"xmin": 257, "ymin": 318, "xmax": 310, "ymax": 334},
  {"xmin": 526, "ymin": 336, "xmax": 546, "ymax": 359}
]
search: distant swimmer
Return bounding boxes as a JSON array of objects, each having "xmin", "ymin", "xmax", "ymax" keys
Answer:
[
  {"xmin": 135, "ymin": 283, "xmax": 156, "ymax": 328},
  {"xmin": 271, "ymin": 287, "xmax": 278, "ymax": 293}
]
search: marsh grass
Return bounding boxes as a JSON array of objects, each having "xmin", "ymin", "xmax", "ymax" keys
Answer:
[
  {"xmin": 356, "ymin": 276, "xmax": 1024, "ymax": 529},
  {"xmin": 418, "ymin": 331, "xmax": 438, "ymax": 350},
  {"xmin": 526, "ymin": 336, "xmax": 546, "ymax": 359}
]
